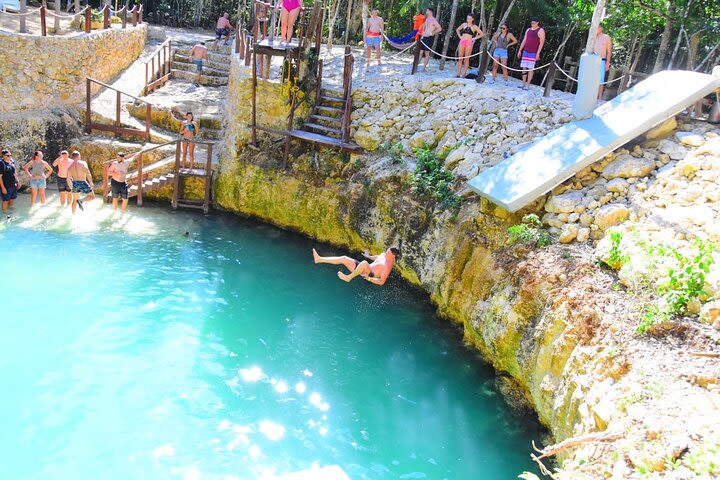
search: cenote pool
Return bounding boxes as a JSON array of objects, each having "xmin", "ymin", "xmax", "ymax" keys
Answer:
[{"xmin": 1, "ymin": 200, "xmax": 543, "ymax": 479}]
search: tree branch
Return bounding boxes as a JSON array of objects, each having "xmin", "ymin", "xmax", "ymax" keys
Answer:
[
  {"xmin": 532, "ymin": 432, "xmax": 624, "ymax": 460},
  {"xmin": 636, "ymin": 0, "xmax": 670, "ymax": 19}
]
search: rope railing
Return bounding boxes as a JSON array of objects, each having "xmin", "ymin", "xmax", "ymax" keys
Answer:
[
  {"xmin": 552, "ymin": 61, "xmax": 627, "ymax": 86},
  {"xmin": 0, "ymin": 3, "xmax": 142, "ymax": 35}
]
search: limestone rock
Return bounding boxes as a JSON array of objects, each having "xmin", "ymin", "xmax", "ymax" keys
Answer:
[
  {"xmin": 606, "ymin": 178, "xmax": 629, "ymax": 193},
  {"xmin": 445, "ymin": 145, "xmax": 469, "ymax": 169},
  {"xmin": 676, "ymin": 131, "xmax": 704, "ymax": 147},
  {"xmin": 354, "ymin": 129, "xmax": 381, "ymax": 151},
  {"xmin": 545, "ymin": 191, "xmax": 584, "ymax": 214},
  {"xmin": 409, "ymin": 130, "xmax": 436, "ymax": 149},
  {"xmin": 593, "ymin": 204, "xmax": 629, "ymax": 230},
  {"xmin": 658, "ymin": 139, "xmax": 688, "ymax": 160},
  {"xmin": 559, "ymin": 224, "xmax": 579, "ymax": 243},
  {"xmin": 576, "ymin": 227, "xmax": 590, "ymax": 242},
  {"xmin": 602, "ymin": 154, "xmax": 656, "ymax": 179},
  {"xmin": 645, "ymin": 117, "xmax": 677, "ymax": 140}
]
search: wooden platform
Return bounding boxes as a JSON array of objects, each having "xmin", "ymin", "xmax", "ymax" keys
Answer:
[
  {"xmin": 254, "ymin": 38, "xmax": 300, "ymax": 55},
  {"xmin": 289, "ymin": 129, "xmax": 362, "ymax": 152}
]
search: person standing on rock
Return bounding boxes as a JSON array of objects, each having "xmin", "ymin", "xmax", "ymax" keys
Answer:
[
  {"xmin": 53, "ymin": 150, "xmax": 73, "ymax": 207},
  {"xmin": 517, "ymin": 17, "xmax": 545, "ymax": 89},
  {"xmin": 365, "ymin": 8, "xmax": 385, "ymax": 68},
  {"xmin": 491, "ymin": 24, "xmax": 517, "ymax": 84},
  {"xmin": 66, "ymin": 151, "xmax": 95, "ymax": 214},
  {"xmin": 418, "ymin": 8, "xmax": 442, "ymax": 71},
  {"xmin": 595, "ymin": 23, "xmax": 612, "ymax": 101},
  {"xmin": 189, "ymin": 42, "xmax": 208, "ymax": 87},
  {"xmin": 180, "ymin": 112, "xmax": 199, "ymax": 170},
  {"xmin": 23, "ymin": 150, "xmax": 53, "ymax": 206},
  {"xmin": 108, "ymin": 152, "xmax": 136, "ymax": 215},
  {"xmin": 0, "ymin": 149, "xmax": 20, "ymax": 216},
  {"xmin": 455, "ymin": 14, "xmax": 483, "ymax": 78},
  {"xmin": 312, "ymin": 247, "xmax": 400, "ymax": 286},
  {"xmin": 214, "ymin": 13, "xmax": 235, "ymax": 48}
]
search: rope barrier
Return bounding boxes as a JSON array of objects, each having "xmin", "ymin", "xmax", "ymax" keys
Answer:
[
  {"xmin": 45, "ymin": 6, "xmax": 89, "ymax": 19},
  {"xmin": 0, "ymin": 6, "xmax": 43, "ymax": 16},
  {"xmin": 553, "ymin": 62, "xmax": 627, "ymax": 86},
  {"xmin": 485, "ymin": 49, "xmax": 553, "ymax": 72},
  {"xmin": 420, "ymin": 42, "xmax": 484, "ymax": 60},
  {"xmin": 385, "ymin": 41, "xmax": 415, "ymax": 59}
]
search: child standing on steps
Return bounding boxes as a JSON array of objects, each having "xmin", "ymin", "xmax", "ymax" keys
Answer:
[{"xmin": 180, "ymin": 112, "xmax": 199, "ymax": 170}]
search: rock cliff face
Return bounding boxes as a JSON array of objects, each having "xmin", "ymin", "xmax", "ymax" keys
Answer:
[{"xmin": 215, "ymin": 56, "xmax": 720, "ymax": 478}]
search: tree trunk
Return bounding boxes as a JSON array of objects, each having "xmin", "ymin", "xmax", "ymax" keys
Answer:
[
  {"xmin": 668, "ymin": 0, "xmax": 694, "ymax": 69},
  {"xmin": 493, "ymin": 0, "xmax": 515, "ymax": 37},
  {"xmin": 75, "ymin": 0, "xmax": 80, "ymax": 14},
  {"xmin": 686, "ymin": 31, "xmax": 701, "ymax": 70},
  {"xmin": 695, "ymin": 42, "xmax": 720, "ymax": 72},
  {"xmin": 652, "ymin": 2, "xmax": 674, "ymax": 72},
  {"xmin": 326, "ymin": 0, "xmax": 342, "ymax": 52},
  {"xmin": 194, "ymin": 0, "xmax": 203, "ymax": 27},
  {"xmin": 343, "ymin": 0, "xmax": 353, "ymax": 45},
  {"xmin": 618, "ymin": 35, "xmax": 639, "ymax": 92},
  {"xmin": 541, "ymin": 21, "xmax": 576, "ymax": 85},
  {"xmin": 585, "ymin": 0, "xmax": 607, "ymax": 53},
  {"xmin": 361, "ymin": 0, "xmax": 369, "ymax": 39},
  {"xmin": 439, "ymin": 0, "xmax": 459, "ymax": 70}
]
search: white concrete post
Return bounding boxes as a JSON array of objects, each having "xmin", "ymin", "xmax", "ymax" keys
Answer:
[
  {"xmin": 19, "ymin": 0, "xmax": 27, "ymax": 33},
  {"xmin": 572, "ymin": 0, "xmax": 607, "ymax": 120}
]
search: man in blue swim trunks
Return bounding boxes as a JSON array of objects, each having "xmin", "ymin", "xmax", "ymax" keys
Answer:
[
  {"xmin": 312, "ymin": 246, "xmax": 400, "ymax": 286},
  {"xmin": 594, "ymin": 23, "xmax": 612, "ymax": 101},
  {"xmin": 364, "ymin": 9, "xmax": 384, "ymax": 68},
  {"xmin": 188, "ymin": 42, "xmax": 209, "ymax": 87},
  {"xmin": 66, "ymin": 151, "xmax": 95, "ymax": 214},
  {"xmin": 0, "ymin": 149, "xmax": 20, "ymax": 216}
]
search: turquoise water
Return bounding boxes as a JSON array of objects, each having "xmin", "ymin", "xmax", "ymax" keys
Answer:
[{"xmin": 0, "ymin": 199, "xmax": 543, "ymax": 479}]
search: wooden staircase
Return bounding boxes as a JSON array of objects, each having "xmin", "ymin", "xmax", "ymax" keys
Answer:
[{"xmin": 101, "ymin": 140, "xmax": 216, "ymax": 214}]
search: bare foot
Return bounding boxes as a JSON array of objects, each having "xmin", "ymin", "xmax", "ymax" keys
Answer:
[
  {"xmin": 338, "ymin": 271, "xmax": 351, "ymax": 282},
  {"xmin": 313, "ymin": 248, "xmax": 320, "ymax": 264}
]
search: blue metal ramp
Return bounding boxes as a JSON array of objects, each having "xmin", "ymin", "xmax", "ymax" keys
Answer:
[{"xmin": 467, "ymin": 70, "xmax": 720, "ymax": 212}]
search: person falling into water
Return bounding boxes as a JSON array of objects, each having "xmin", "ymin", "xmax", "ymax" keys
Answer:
[
  {"xmin": 312, "ymin": 247, "xmax": 400, "ymax": 286},
  {"xmin": 365, "ymin": 8, "xmax": 385, "ymax": 68},
  {"xmin": 66, "ymin": 151, "xmax": 95, "ymax": 214},
  {"xmin": 23, "ymin": 150, "xmax": 53, "ymax": 206},
  {"xmin": 595, "ymin": 23, "xmax": 612, "ymax": 101},
  {"xmin": 53, "ymin": 150, "xmax": 73, "ymax": 207},
  {"xmin": 418, "ymin": 8, "xmax": 442, "ymax": 71}
]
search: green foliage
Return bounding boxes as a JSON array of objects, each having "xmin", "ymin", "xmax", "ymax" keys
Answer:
[
  {"xmin": 647, "ymin": 239, "xmax": 717, "ymax": 315},
  {"xmin": 685, "ymin": 439, "xmax": 720, "ymax": 475},
  {"xmin": 411, "ymin": 147, "xmax": 461, "ymax": 211},
  {"xmin": 636, "ymin": 303, "xmax": 669, "ymax": 335},
  {"xmin": 606, "ymin": 231, "xmax": 630, "ymax": 270},
  {"xmin": 508, "ymin": 214, "xmax": 552, "ymax": 248},
  {"xmin": 382, "ymin": 142, "xmax": 406, "ymax": 165}
]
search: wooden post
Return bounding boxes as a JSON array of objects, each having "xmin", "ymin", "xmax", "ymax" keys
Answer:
[
  {"xmin": 145, "ymin": 103, "xmax": 151, "ymax": 139},
  {"xmin": 168, "ymin": 40, "xmax": 173, "ymax": 71},
  {"xmin": 53, "ymin": 0, "xmax": 60, "ymax": 34},
  {"xmin": 171, "ymin": 141, "xmax": 181, "ymax": 209},
  {"xmin": 103, "ymin": 5, "xmax": 109, "ymax": 29},
  {"xmin": 85, "ymin": 6, "xmax": 91, "ymax": 33},
  {"xmin": 136, "ymin": 152, "xmax": 143, "ymax": 206},
  {"xmin": 102, "ymin": 163, "xmax": 109, "ymax": 203},
  {"xmin": 411, "ymin": 37, "xmax": 421, "ymax": 75},
  {"xmin": 138, "ymin": 4, "xmax": 143, "ymax": 23},
  {"xmin": 315, "ymin": 59, "xmax": 323, "ymax": 104},
  {"xmin": 245, "ymin": 36, "xmax": 252, "ymax": 66},
  {"xmin": 40, "ymin": 3, "xmax": 47, "ymax": 36},
  {"xmin": 132, "ymin": 7, "xmax": 137, "ymax": 27},
  {"xmin": 144, "ymin": 62, "xmax": 148, "ymax": 95},
  {"xmin": 203, "ymin": 143, "xmax": 212, "ymax": 214},
  {"xmin": 235, "ymin": 21, "xmax": 241, "ymax": 54},
  {"xmin": 85, "ymin": 78, "xmax": 92, "ymax": 133},
  {"xmin": 251, "ymin": 49, "xmax": 258, "ymax": 146},
  {"xmin": 269, "ymin": 0, "xmax": 277, "ymax": 45},
  {"xmin": 121, "ymin": 6, "xmax": 127, "ymax": 28},
  {"xmin": 544, "ymin": 62, "xmax": 557, "ymax": 98},
  {"xmin": 115, "ymin": 90, "xmax": 121, "ymax": 137}
]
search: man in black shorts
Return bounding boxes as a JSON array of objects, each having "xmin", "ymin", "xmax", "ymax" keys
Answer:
[
  {"xmin": 0, "ymin": 149, "xmax": 20, "ymax": 216},
  {"xmin": 108, "ymin": 152, "xmax": 135, "ymax": 215},
  {"xmin": 214, "ymin": 12, "xmax": 234, "ymax": 47},
  {"xmin": 419, "ymin": 8, "xmax": 442, "ymax": 71}
]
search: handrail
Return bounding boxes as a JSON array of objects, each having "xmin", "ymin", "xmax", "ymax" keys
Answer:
[
  {"xmin": 86, "ymin": 76, "xmax": 152, "ymax": 140},
  {"xmin": 87, "ymin": 77, "xmax": 150, "ymax": 104},
  {"xmin": 143, "ymin": 38, "xmax": 172, "ymax": 95}
]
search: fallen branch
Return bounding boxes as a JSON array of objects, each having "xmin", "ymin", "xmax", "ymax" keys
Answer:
[
  {"xmin": 688, "ymin": 351, "xmax": 720, "ymax": 358},
  {"xmin": 532, "ymin": 431, "xmax": 623, "ymax": 460}
]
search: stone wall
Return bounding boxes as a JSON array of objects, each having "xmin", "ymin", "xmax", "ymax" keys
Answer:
[{"xmin": 0, "ymin": 25, "xmax": 147, "ymax": 112}]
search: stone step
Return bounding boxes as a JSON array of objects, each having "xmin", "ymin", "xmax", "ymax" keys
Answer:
[
  {"xmin": 171, "ymin": 70, "xmax": 228, "ymax": 87},
  {"xmin": 174, "ymin": 49, "xmax": 232, "ymax": 64},
  {"xmin": 309, "ymin": 114, "xmax": 342, "ymax": 126},
  {"xmin": 321, "ymin": 88, "xmax": 345, "ymax": 99},
  {"xmin": 173, "ymin": 52, "xmax": 231, "ymax": 72},
  {"xmin": 315, "ymin": 105, "xmax": 344, "ymax": 115},
  {"xmin": 127, "ymin": 101, "xmax": 224, "ymax": 136},
  {"xmin": 172, "ymin": 61, "xmax": 229, "ymax": 78},
  {"xmin": 319, "ymin": 95, "xmax": 346, "ymax": 106}
]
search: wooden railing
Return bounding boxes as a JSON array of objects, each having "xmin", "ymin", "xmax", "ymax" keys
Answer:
[
  {"xmin": 86, "ymin": 77, "xmax": 152, "ymax": 140},
  {"xmin": 340, "ymin": 46, "xmax": 354, "ymax": 143},
  {"xmin": 2, "ymin": 3, "xmax": 143, "ymax": 36},
  {"xmin": 172, "ymin": 140, "xmax": 215, "ymax": 215},
  {"xmin": 144, "ymin": 39, "xmax": 172, "ymax": 95},
  {"xmin": 101, "ymin": 140, "xmax": 173, "ymax": 206}
]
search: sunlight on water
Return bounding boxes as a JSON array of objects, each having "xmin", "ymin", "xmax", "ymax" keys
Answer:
[{"xmin": 1, "ymin": 195, "xmax": 543, "ymax": 479}]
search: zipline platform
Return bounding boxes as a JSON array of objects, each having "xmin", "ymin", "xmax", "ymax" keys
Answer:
[
  {"xmin": 254, "ymin": 37, "xmax": 300, "ymax": 53},
  {"xmin": 467, "ymin": 70, "xmax": 720, "ymax": 212}
]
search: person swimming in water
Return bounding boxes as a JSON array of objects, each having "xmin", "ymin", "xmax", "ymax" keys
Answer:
[{"xmin": 312, "ymin": 247, "xmax": 400, "ymax": 286}]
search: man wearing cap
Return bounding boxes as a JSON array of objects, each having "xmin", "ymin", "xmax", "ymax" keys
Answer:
[
  {"xmin": 66, "ymin": 151, "xmax": 95, "ymax": 214},
  {"xmin": 517, "ymin": 17, "xmax": 545, "ymax": 89},
  {"xmin": 0, "ymin": 149, "xmax": 20, "ymax": 215},
  {"xmin": 52, "ymin": 150, "xmax": 73, "ymax": 207},
  {"xmin": 107, "ymin": 152, "xmax": 135, "ymax": 214}
]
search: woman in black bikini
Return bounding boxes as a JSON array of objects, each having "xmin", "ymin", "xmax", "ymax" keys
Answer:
[
  {"xmin": 179, "ymin": 111, "xmax": 199, "ymax": 169},
  {"xmin": 455, "ymin": 14, "xmax": 483, "ymax": 78}
]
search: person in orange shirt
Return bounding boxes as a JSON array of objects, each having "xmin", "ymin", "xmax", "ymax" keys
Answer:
[{"xmin": 413, "ymin": 11, "xmax": 425, "ymax": 40}]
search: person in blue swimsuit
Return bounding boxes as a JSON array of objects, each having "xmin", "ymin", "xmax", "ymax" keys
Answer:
[
  {"xmin": 179, "ymin": 111, "xmax": 199, "ymax": 169},
  {"xmin": 312, "ymin": 247, "xmax": 400, "ymax": 286}
]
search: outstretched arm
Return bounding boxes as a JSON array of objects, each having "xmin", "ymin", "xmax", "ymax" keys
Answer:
[{"xmin": 362, "ymin": 251, "xmax": 379, "ymax": 261}]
